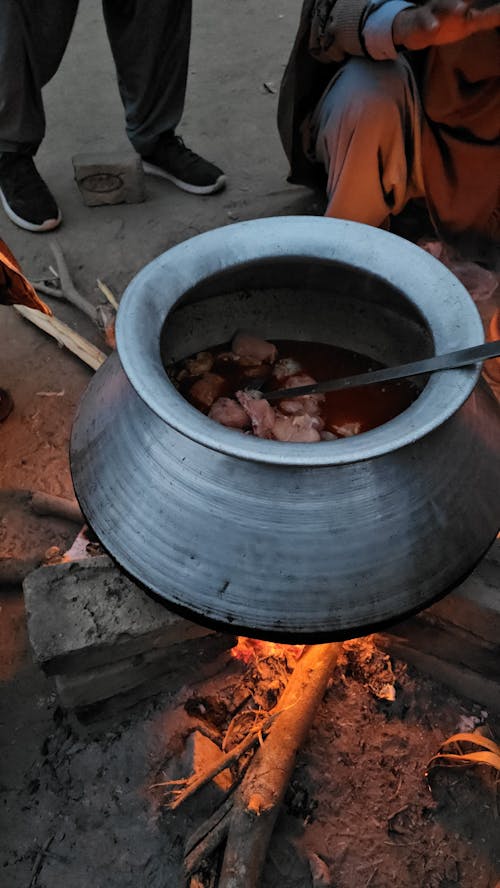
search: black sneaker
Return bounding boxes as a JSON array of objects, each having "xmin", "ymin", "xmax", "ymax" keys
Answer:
[
  {"xmin": 142, "ymin": 132, "xmax": 226, "ymax": 195},
  {"xmin": 0, "ymin": 154, "xmax": 62, "ymax": 232}
]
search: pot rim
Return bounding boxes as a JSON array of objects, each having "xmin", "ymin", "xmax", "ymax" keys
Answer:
[{"xmin": 115, "ymin": 217, "xmax": 483, "ymax": 467}]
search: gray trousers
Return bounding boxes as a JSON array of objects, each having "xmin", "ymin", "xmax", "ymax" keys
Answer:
[
  {"xmin": 312, "ymin": 57, "xmax": 425, "ymax": 227},
  {"xmin": 0, "ymin": 0, "xmax": 192, "ymax": 156}
]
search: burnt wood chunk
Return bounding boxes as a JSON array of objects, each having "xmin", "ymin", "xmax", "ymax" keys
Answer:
[{"xmin": 72, "ymin": 152, "xmax": 145, "ymax": 206}]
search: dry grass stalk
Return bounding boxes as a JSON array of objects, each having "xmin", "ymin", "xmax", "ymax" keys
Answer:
[
  {"xmin": 96, "ymin": 278, "xmax": 119, "ymax": 311},
  {"xmin": 151, "ymin": 709, "xmax": 283, "ymax": 809}
]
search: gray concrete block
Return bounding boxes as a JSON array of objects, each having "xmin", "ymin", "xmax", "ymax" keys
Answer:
[
  {"xmin": 24, "ymin": 555, "xmax": 214, "ymax": 675},
  {"xmin": 55, "ymin": 632, "xmax": 234, "ymax": 708},
  {"xmin": 72, "ymin": 151, "xmax": 145, "ymax": 206},
  {"xmin": 420, "ymin": 538, "xmax": 500, "ymax": 645},
  {"xmin": 378, "ymin": 629, "xmax": 500, "ymax": 714},
  {"xmin": 380, "ymin": 615, "xmax": 499, "ymax": 676},
  {"xmin": 67, "ymin": 643, "xmax": 234, "ymax": 728},
  {"xmin": 377, "ymin": 539, "xmax": 500, "ymax": 712}
]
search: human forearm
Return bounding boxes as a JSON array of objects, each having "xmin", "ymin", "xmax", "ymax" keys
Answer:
[{"xmin": 392, "ymin": 0, "xmax": 500, "ymax": 50}]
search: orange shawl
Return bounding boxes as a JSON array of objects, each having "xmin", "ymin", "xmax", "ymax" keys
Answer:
[
  {"xmin": 0, "ymin": 239, "xmax": 51, "ymax": 314},
  {"xmin": 421, "ymin": 30, "xmax": 500, "ymax": 241}
]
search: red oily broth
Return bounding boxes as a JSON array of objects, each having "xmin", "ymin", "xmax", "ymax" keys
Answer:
[
  {"xmin": 171, "ymin": 340, "xmax": 419, "ymax": 436},
  {"xmin": 273, "ymin": 340, "xmax": 418, "ymax": 435}
]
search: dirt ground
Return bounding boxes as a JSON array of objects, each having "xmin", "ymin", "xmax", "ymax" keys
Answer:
[
  {"xmin": 1, "ymin": 1, "xmax": 500, "ymax": 886},
  {"xmin": 1, "ymin": 636, "xmax": 500, "ymax": 888}
]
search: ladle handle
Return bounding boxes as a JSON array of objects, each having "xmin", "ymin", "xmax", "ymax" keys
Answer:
[{"xmin": 265, "ymin": 339, "xmax": 500, "ymax": 400}]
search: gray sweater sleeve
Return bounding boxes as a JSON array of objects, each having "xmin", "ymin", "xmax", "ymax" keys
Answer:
[
  {"xmin": 364, "ymin": 0, "xmax": 414, "ymax": 58},
  {"xmin": 309, "ymin": 0, "xmax": 372, "ymax": 60},
  {"xmin": 309, "ymin": 0, "xmax": 411, "ymax": 62}
]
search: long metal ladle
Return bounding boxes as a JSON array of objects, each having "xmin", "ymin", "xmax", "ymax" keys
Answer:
[{"xmin": 264, "ymin": 340, "xmax": 500, "ymax": 401}]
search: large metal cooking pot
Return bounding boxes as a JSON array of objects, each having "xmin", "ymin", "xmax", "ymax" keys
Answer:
[{"xmin": 71, "ymin": 217, "xmax": 500, "ymax": 642}]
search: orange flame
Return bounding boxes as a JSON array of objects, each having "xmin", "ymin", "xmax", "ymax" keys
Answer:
[{"xmin": 231, "ymin": 636, "xmax": 305, "ymax": 665}]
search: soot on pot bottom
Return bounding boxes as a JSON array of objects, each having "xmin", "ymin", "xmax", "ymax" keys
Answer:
[{"xmin": 167, "ymin": 331, "xmax": 419, "ymax": 442}]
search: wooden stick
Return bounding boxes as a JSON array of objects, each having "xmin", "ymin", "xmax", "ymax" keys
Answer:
[
  {"xmin": 96, "ymin": 278, "xmax": 119, "ymax": 311},
  {"xmin": 189, "ymin": 854, "xmax": 221, "ymax": 888},
  {"xmin": 3, "ymin": 488, "xmax": 84, "ymax": 525},
  {"xmin": 184, "ymin": 796, "xmax": 234, "ymax": 876},
  {"xmin": 50, "ymin": 241, "xmax": 99, "ymax": 323},
  {"xmin": 33, "ymin": 282, "xmax": 64, "ymax": 299},
  {"xmin": 154, "ymin": 710, "xmax": 282, "ymax": 809},
  {"xmin": 14, "ymin": 305, "xmax": 106, "ymax": 370},
  {"xmin": 218, "ymin": 642, "xmax": 342, "ymax": 888},
  {"xmin": 30, "ymin": 491, "xmax": 84, "ymax": 524}
]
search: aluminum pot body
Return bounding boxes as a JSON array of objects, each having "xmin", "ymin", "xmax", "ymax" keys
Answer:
[{"xmin": 71, "ymin": 218, "xmax": 500, "ymax": 641}]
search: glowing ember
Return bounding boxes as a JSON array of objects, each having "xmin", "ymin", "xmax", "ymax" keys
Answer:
[{"xmin": 231, "ymin": 636, "xmax": 305, "ymax": 664}]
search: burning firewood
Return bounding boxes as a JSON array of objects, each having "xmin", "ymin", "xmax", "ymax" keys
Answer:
[
  {"xmin": 217, "ymin": 642, "xmax": 341, "ymax": 888},
  {"xmin": 152, "ymin": 708, "xmax": 283, "ymax": 810},
  {"xmin": 158, "ymin": 641, "xmax": 342, "ymax": 887},
  {"xmin": 340, "ymin": 637, "xmax": 397, "ymax": 702}
]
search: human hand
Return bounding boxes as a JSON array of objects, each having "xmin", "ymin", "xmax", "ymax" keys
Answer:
[{"xmin": 392, "ymin": 0, "xmax": 500, "ymax": 50}]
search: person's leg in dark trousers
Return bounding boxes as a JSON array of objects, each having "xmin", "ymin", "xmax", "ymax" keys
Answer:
[
  {"xmin": 0, "ymin": 0, "xmax": 79, "ymax": 230},
  {"xmin": 102, "ymin": 0, "xmax": 191, "ymax": 157},
  {"xmin": 103, "ymin": 0, "xmax": 225, "ymax": 194}
]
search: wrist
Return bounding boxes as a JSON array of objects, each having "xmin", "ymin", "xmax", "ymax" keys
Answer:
[
  {"xmin": 392, "ymin": 7, "xmax": 414, "ymax": 47},
  {"xmin": 364, "ymin": 1, "xmax": 417, "ymax": 58}
]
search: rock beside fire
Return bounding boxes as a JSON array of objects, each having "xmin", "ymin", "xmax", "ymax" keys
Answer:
[
  {"xmin": 54, "ymin": 633, "xmax": 233, "ymax": 710},
  {"xmin": 24, "ymin": 555, "xmax": 236, "ymax": 719},
  {"xmin": 24, "ymin": 555, "xmax": 213, "ymax": 675}
]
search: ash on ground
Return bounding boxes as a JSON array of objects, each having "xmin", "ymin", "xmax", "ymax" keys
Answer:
[{"xmin": 2, "ymin": 630, "xmax": 499, "ymax": 888}]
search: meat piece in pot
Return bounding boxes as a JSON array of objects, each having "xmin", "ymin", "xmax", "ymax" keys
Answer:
[
  {"xmin": 272, "ymin": 357, "xmax": 303, "ymax": 381},
  {"xmin": 213, "ymin": 351, "xmax": 243, "ymax": 374},
  {"xmin": 273, "ymin": 412, "xmax": 324, "ymax": 443},
  {"xmin": 189, "ymin": 373, "xmax": 227, "ymax": 410},
  {"xmin": 278, "ymin": 374, "xmax": 325, "ymax": 417},
  {"xmin": 330, "ymin": 420, "xmax": 362, "ymax": 437},
  {"xmin": 279, "ymin": 396, "xmax": 324, "ymax": 417},
  {"xmin": 240, "ymin": 363, "xmax": 273, "ymax": 382},
  {"xmin": 281, "ymin": 372, "xmax": 321, "ymax": 391},
  {"xmin": 209, "ymin": 397, "xmax": 250, "ymax": 430},
  {"xmin": 236, "ymin": 390, "xmax": 276, "ymax": 438},
  {"xmin": 232, "ymin": 332, "xmax": 278, "ymax": 365},
  {"xmin": 184, "ymin": 351, "xmax": 214, "ymax": 376}
]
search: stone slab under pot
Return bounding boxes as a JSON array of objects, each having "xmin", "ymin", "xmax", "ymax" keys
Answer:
[{"xmin": 70, "ymin": 217, "xmax": 500, "ymax": 642}]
